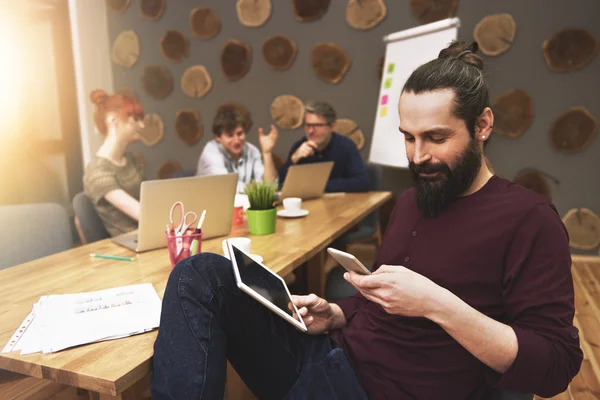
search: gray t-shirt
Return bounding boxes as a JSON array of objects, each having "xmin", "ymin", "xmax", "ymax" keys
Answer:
[
  {"xmin": 196, "ymin": 140, "xmax": 264, "ymax": 193},
  {"xmin": 83, "ymin": 153, "xmax": 143, "ymax": 236}
]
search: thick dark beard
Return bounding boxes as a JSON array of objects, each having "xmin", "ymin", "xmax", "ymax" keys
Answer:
[{"xmin": 410, "ymin": 138, "xmax": 482, "ymax": 218}]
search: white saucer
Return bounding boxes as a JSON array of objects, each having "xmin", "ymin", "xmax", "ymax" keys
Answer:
[{"xmin": 277, "ymin": 209, "xmax": 309, "ymax": 218}]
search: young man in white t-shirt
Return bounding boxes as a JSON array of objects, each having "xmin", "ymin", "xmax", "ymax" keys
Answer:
[{"xmin": 196, "ymin": 109, "xmax": 278, "ymax": 193}]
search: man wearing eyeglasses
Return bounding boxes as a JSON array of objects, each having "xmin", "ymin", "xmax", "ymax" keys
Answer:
[{"xmin": 278, "ymin": 101, "xmax": 370, "ymax": 193}]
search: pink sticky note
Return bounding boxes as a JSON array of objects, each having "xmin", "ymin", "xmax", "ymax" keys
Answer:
[{"xmin": 381, "ymin": 95, "xmax": 388, "ymax": 105}]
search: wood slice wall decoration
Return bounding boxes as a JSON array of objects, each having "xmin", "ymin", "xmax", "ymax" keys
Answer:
[
  {"xmin": 336, "ymin": 118, "xmax": 365, "ymax": 150},
  {"xmin": 160, "ymin": 30, "xmax": 189, "ymax": 63},
  {"xmin": 263, "ymin": 35, "xmax": 297, "ymax": 71},
  {"xmin": 175, "ymin": 110, "xmax": 203, "ymax": 146},
  {"xmin": 140, "ymin": 0, "xmax": 165, "ymax": 20},
  {"xmin": 473, "ymin": 13, "xmax": 516, "ymax": 56},
  {"xmin": 157, "ymin": 160, "xmax": 182, "ymax": 180},
  {"xmin": 410, "ymin": 0, "xmax": 458, "ymax": 25},
  {"xmin": 492, "ymin": 89, "xmax": 534, "ymax": 139},
  {"xmin": 513, "ymin": 170, "xmax": 551, "ymax": 198},
  {"xmin": 236, "ymin": 0, "xmax": 272, "ymax": 28},
  {"xmin": 216, "ymin": 103, "xmax": 253, "ymax": 132},
  {"xmin": 271, "ymin": 95, "xmax": 305, "ymax": 129},
  {"xmin": 221, "ymin": 40, "xmax": 252, "ymax": 81},
  {"xmin": 346, "ymin": 0, "xmax": 387, "ymax": 31},
  {"xmin": 190, "ymin": 7, "xmax": 221, "ymax": 39},
  {"xmin": 142, "ymin": 65, "xmax": 173, "ymax": 100},
  {"xmin": 140, "ymin": 113, "xmax": 164, "ymax": 147},
  {"xmin": 181, "ymin": 65, "xmax": 212, "ymax": 98},
  {"xmin": 106, "ymin": 0, "xmax": 130, "ymax": 13},
  {"xmin": 542, "ymin": 28, "xmax": 598, "ymax": 72},
  {"xmin": 111, "ymin": 30, "xmax": 140, "ymax": 68},
  {"xmin": 117, "ymin": 87, "xmax": 139, "ymax": 101},
  {"xmin": 550, "ymin": 106, "xmax": 597, "ymax": 153},
  {"xmin": 311, "ymin": 42, "xmax": 351, "ymax": 84},
  {"xmin": 292, "ymin": 0, "xmax": 331, "ymax": 22},
  {"xmin": 562, "ymin": 208, "xmax": 600, "ymax": 250}
]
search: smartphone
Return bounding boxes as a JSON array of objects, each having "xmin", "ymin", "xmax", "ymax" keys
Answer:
[{"xmin": 326, "ymin": 248, "xmax": 372, "ymax": 275}]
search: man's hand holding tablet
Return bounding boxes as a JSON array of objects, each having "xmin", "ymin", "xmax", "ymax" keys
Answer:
[{"xmin": 289, "ymin": 294, "xmax": 347, "ymax": 335}]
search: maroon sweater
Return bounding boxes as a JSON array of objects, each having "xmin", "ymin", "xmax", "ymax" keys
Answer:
[{"xmin": 331, "ymin": 176, "xmax": 583, "ymax": 399}]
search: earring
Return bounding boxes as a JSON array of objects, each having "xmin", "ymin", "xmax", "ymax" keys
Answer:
[{"xmin": 481, "ymin": 135, "xmax": 486, "ymax": 139}]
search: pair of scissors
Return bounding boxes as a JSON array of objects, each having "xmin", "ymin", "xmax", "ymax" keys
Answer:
[
  {"xmin": 170, "ymin": 201, "xmax": 198, "ymax": 256},
  {"xmin": 170, "ymin": 201, "xmax": 198, "ymax": 235}
]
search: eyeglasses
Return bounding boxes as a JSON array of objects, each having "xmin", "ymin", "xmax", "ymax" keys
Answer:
[{"xmin": 303, "ymin": 123, "xmax": 330, "ymax": 129}]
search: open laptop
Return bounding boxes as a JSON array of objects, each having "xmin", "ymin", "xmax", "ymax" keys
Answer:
[
  {"xmin": 112, "ymin": 173, "xmax": 238, "ymax": 252},
  {"xmin": 279, "ymin": 161, "xmax": 334, "ymax": 200}
]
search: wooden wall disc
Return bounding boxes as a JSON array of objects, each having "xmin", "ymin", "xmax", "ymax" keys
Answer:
[
  {"xmin": 291, "ymin": 0, "xmax": 331, "ymax": 22},
  {"xmin": 550, "ymin": 106, "xmax": 597, "ymax": 153},
  {"xmin": 271, "ymin": 95, "xmax": 305, "ymax": 129},
  {"xmin": 181, "ymin": 65, "xmax": 212, "ymax": 98},
  {"xmin": 336, "ymin": 118, "xmax": 365, "ymax": 150},
  {"xmin": 111, "ymin": 30, "xmax": 140, "ymax": 68},
  {"xmin": 562, "ymin": 208, "xmax": 600, "ymax": 250},
  {"xmin": 236, "ymin": 0, "xmax": 272, "ymax": 28},
  {"xmin": 160, "ymin": 30, "xmax": 189, "ymax": 63},
  {"xmin": 263, "ymin": 35, "xmax": 297, "ymax": 71},
  {"xmin": 142, "ymin": 65, "xmax": 173, "ymax": 100},
  {"xmin": 140, "ymin": 0, "xmax": 165, "ymax": 20},
  {"xmin": 216, "ymin": 103, "xmax": 253, "ymax": 132},
  {"xmin": 157, "ymin": 160, "xmax": 182, "ymax": 180},
  {"xmin": 311, "ymin": 42, "xmax": 351, "ymax": 84},
  {"xmin": 221, "ymin": 40, "xmax": 252, "ymax": 82},
  {"xmin": 513, "ymin": 170, "xmax": 551, "ymax": 197},
  {"xmin": 492, "ymin": 89, "xmax": 534, "ymax": 139},
  {"xmin": 117, "ymin": 87, "xmax": 139, "ymax": 101},
  {"xmin": 106, "ymin": 0, "xmax": 130, "ymax": 13},
  {"xmin": 409, "ymin": 0, "xmax": 458, "ymax": 25},
  {"xmin": 190, "ymin": 7, "xmax": 221, "ymax": 39},
  {"xmin": 473, "ymin": 13, "xmax": 516, "ymax": 56},
  {"xmin": 543, "ymin": 28, "xmax": 598, "ymax": 72},
  {"xmin": 140, "ymin": 113, "xmax": 164, "ymax": 147},
  {"xmin": 346, "ymin": 0, "xmax": 387, "ymax": 31},
  {"xmin": 175, "ymin": 110, "xmax": 203, "ymax": 146}
]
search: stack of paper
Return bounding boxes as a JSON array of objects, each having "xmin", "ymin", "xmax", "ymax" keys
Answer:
[{"xmin": 2, "ymin": 283, "xmax": 162, "ymax": 355}]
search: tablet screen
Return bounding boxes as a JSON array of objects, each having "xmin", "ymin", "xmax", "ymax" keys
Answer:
[{"xmin": 231, "ymin": 245, "xmax": 295, "ymax": 319}]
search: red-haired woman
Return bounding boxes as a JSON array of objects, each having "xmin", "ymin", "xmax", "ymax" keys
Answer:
[{"xmin": 83, "ymin": 89, "xmax": 145, "ymax": 237}]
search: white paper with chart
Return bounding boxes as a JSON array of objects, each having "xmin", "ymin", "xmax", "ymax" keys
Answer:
[
  {"xmin": 368, "ymin": 18, "xmax": 460, "ymax": 168},
  {"xmin": 2, "ymin": 283, "xmax": 162, "ymax": 355}
]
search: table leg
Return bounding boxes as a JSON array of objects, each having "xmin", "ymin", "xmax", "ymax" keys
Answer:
[{"xmin": 307, "ymin": 249, "xmax": 327, "ymax": 298}]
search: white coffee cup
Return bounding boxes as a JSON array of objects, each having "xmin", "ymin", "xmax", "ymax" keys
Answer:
[
  {"xmin": 222, "ymin": 237, "xmax": 251, "ymax": 259},
  {"xmin": 283, "ymin": 197, "xmax": 302, "ymax": 213}
]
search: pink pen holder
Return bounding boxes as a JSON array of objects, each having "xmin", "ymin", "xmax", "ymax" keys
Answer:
[{"xmin": 166, "ymin": 232, "xmax": 203, "ymax": 268}]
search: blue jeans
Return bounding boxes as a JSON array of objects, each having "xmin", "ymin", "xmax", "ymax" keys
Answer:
[{"xmin": 151, "ymin": 253, "xmax": 370, "ymax": 400}]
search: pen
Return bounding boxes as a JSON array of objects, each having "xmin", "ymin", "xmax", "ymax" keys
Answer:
[
  {"xmin": 197, "ymin": 210, "xmax": 207, "ymax": 230},
  {"xmin": 190, "ymin": 210, "xmax": 206, "ymax": 256},
  {"xmin": 90, "ymin": 253, "xmax": 136, "ymax": 261}
]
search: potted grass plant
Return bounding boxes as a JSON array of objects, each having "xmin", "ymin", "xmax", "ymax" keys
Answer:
[{"xmin": 244, "ymin": 181, "xmax": 277, "ymax": 235}]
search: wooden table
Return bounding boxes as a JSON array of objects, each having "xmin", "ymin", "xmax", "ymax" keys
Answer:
[{"xmin": 0, "ymin": 192, "xmax": 392, "ymax": 398}]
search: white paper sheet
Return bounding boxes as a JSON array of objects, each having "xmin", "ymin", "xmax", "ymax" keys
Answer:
[{"xmin": 2, "ymin": 283, "xmax": 162, "ymax": 355}]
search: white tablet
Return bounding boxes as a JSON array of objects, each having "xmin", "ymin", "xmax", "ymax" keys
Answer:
[
  {"xmin": 327, "ymin": 248, "xmax": 372, "ymax": 275},
  {"xmin": 226, "ymin": 240, "xmax": 308, "ymax": 332}
]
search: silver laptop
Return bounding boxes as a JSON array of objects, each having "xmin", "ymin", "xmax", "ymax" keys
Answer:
[
  {"xmin": 112, "ymin": 173, "xmax": 238, "ymax": 252},
  {"xmin": 279, "ymin": 161, "xmax": 334, "ymax": 200}
]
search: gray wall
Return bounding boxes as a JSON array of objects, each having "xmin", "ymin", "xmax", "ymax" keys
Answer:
[{"xmin": 107, "ymin": 0, "xmax": 599, "ymax": 248}]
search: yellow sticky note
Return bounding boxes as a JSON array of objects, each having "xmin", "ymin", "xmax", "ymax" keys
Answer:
[{"xmin": 380, "ymin": 107, "xmax": 388, "ymax": 117}]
